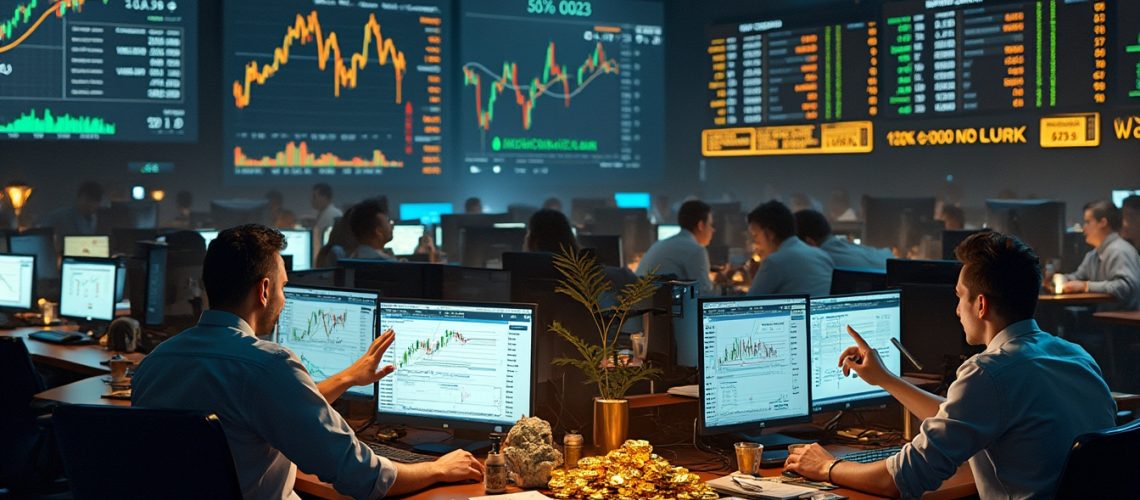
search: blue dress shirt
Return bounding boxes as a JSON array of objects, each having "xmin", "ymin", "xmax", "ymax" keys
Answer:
[
  {"xmin": 748, "ymin": 236, "xmax": 834, "ymax": 297},
  {"xmin": 132, "ymin": 310, "xmax": 397, "ymax": 500},
  {"xmin": 636, "ymin": 230, "xmax": 716, "ymax": 296},
  {"xmin": 820, "ymin": 235, "xmax": 893, "ymax": 270}
]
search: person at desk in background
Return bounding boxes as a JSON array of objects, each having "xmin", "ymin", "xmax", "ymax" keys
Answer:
[
  {"xmin": 1057, "ymin": 200, "xmax": 1140, "ymax": 310},
  {"xmin": 310, "ymin": 183, "xmax": 342, "ymax": 259},
  {"xmin": 794, "ymin": 209, "xmax": 892, "ymax": 270},
  {"xmin": 464, "ymin": 196, "xmax": 483, "ymax": 214},
  {"xmin": 939, "ymin": 205, "xmax": 966, "ymax": 231},
  {"xmin": 635, "ymin": 200, "xmax": 718, "ymax": 296},
  {"xmin": 785, "ymin": 231, "xmax": 1116, "ymax": 498},
  {"xmin": 747, "ymin": 200, "xmax": 833, "ymax": 297},
  {"xmin": 133, "ymin": 224, "xmax": 484, "ymax": 500},
  {"xmin": 348, "ymin": 198, "xmax": 396, "ymax": 261},
  {"xmin": 40, "ymin": 180, "xmax": 103, "ymax": 238},
  {"xmin": 1121, "ymin": 195, "xmax": 1140, "ymax": 249}
]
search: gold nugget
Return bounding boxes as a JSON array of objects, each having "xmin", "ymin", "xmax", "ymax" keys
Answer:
[{"xmin": 546, "ymin": 440, "xmax": 716, "ymax": 499}]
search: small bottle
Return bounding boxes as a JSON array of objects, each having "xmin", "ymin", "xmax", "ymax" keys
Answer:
[
  {"xmin": 563, "ymin": 430, "xmax": 583, "ymax": 470},
  {"xmin": 484, "ymin": 434, "xmax": 507, "ymax": 494}
]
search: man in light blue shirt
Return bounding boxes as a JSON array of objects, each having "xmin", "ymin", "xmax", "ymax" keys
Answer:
[
  {"xmin": 1059, "ymin": 200, "xmax": 1140, "ymax": 310},
  {"xmin": 133, "ymin": 225, "xmax": 483, "ymax": 500},
  {"xmin": 746, "ymin": 201, "xmax": 833, "ymax": 297},
  {"xmin": 636, "ymin": 200, "xmax": 718, "ymax": 296},
  {"xmin": 348, "ymin": 198, "xmax": 396, "ymax": 261},
  {"xmin": 785, "ymin": 231, "xmax": 1116, "ymax": 498},
  {"xmin": 795, "ymin": 209, "xmax": 893, "ymax": 270}
]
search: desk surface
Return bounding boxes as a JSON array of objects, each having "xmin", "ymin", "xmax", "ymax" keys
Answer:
[
  {"xmin": 34, "ymin": 375, "xmax": 131, "ymax": 407},
  {"xmin": 296, "ymin": 450, "xmax": 975, "ymax": 500},
  {"xmin": 1038, "ymin": 292, "xmax": 1117, "ymax": 304},
  {"xmin": 1, "ymin": 328, "xmax": 142, "ymax": 375},
  {"xmin": 1093, "ymin": 310, "xmax": 1140, "ymax": 326}
]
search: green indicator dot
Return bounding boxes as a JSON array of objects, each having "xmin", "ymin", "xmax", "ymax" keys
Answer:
[{"xmin": 492, "ymin": 136, "xmax": 502, "ymax": 151}]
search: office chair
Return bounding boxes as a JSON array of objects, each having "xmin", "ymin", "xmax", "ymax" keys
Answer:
[
  {"xmin": 53, "ymin": 405, "xmax": 243, "ymax": 500},
  {"xmin": 1054, "ymin": 418, "xmax": 1140, "ymax": 498},
  {"xmin": 0, "ymin": 336, "xmax": 63, "ymax": 492}
]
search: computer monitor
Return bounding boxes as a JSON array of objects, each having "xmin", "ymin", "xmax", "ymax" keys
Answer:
[
  {"xmin": 338, "ymin": 260, "xmax": 444, "ymax": 299},
  {"xmin": 439, "ymin": 213, "xmax": 511, "ymax": 262},
  {"xmin": 63, "ymin": 235, "xmax": 111, "ymax": 258},
  {"xmin": 657, "ymin": 224, "xmax": 682, "ymax": 241},
  {"xmin": 829, "ymin": 267, "xmax": 887, "ymax": 295},
  {"xmin": 614, "ymin": 192, "xmax": 651, "ymax": 209},
  {"xmin": 388, "ymin": 224, "xmax": 425, "ymax": 256},
  {"xmin": 862, "ymin": 196, "xmax": 938, "ymax": 251},
  {"xmin": 698, "ymin": 295, "xmax": 812, "ymax": 446},
  {"xmin": 589, "ymin": 208, "xmax": 654, "ymax": 263},
  {"xmin": 492, "ymin": 222, "xmax": 527, "ymax": 229},
  {"xmin": 570, "ymin": 197, "xmax": 611, "ymax": 226},
  {"xmin": 279, "ymin": 229, "xmax": 313, "ymax": 272},
  {"xmin": 196, "ymin": 229, "xmax": 219, "ymax": 247},
  {"xmin": 460, "ymin": 227, "xmax": 525, "ymax": 268},
  {"xmin": 399, "ymin": 203, "xmax": 454, "ymax": 225},
  {"xmin": 210, "ymin": 199, "xmax": 269, "ymax": 229},
  {"xmin": 809, "ymin": 291, "xmax": 902, "ymax": 412},
  {"xmin": 1112, "ymin": 189, "xmax": 1140, "ymax": 207},
  {"xmin": 377, "ymin": 299, "xmax": 535, "ymax": 435},
  {"xmin": 108, "ymin": 200, "xmax": 159, "ymax": 229},
  {"xmin": 111, "ymin": 228, "xmax": 159, "ymax": 257},
  {"xmin": 985, "ymin": 199, "xmax": 1065, "ymax": 262},
  {"xmin": 59, "ymin": 257, "xmax": 118, "ymax": 322},
  {"xmin": 577, "ymin": 234, "xmax": 623, "ymax": 268},
  {"xmin": 9, "ymin": 229, "xmax": 58, "ymax": 282},
  {"xmin": 127, "ymin": 241, "xmax": 166, "ymax": 326},
  {"xmin": 887, "ymin": 259, "xmax": 976, "ymax": 376},
  {"xmin": 276, "ymin": 286, "xmax": 379, "ymax": 397},
  {"xmin": 0, "ymin": 254, "xmax": 36, "ymax": 311},
  {"xmin": 440, "ymin": 266, "xmax": 511, "ymax": 303}
]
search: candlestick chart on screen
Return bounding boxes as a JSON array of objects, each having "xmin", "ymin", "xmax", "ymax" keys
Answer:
[{"xmin": 223, "ymin": 0, "xmax": 448, "ymax": 180}]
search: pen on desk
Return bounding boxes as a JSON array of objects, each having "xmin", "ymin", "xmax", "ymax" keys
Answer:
[{"xmin": 891, "ymin": 337, "xmax": 924, "ymax": 371}]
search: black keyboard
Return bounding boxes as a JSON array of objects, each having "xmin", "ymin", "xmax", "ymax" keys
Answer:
[
  {"xmin": 840, "ymin": 445, "xmax": 903, "ymax": 464},
  {"xmin": 365, "ymin": 442, "xmax": 434, "ymax": 464},
  {"xmin": 28, "ymin": 330, "xmax": 95, "ymax": 345}
]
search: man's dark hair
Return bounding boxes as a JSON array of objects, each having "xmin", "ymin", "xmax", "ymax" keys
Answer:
[
  {"xmin": 312, "ymin": 183, "xmax": 333, "ymax": 200},
  {"xmin": 1084, "ymin": 200, "xmax": 1122, "ymax": 231},
  {"xmin": 526, "ymin": 208, "xmax": 578, "ymax": 253},
  {"xmin": 954, "ymin": 231, "xmax": 1041, "ymax": 321},
  {"xmin": 1123, "ymin": 195, "xmax": 1140, "ymax": 211},
  {"xmin": 465, "ymin": 197, "xmax": 482, "ymax": 212},
  {"xmin": 747, "ymin": 200, "xmax": 795, "ymax": 241},
  {"xmin": 677, "ymin": 200, "xmax": 712, "ymax": 232},
  {"xmin": 794, "ymin": 210, "xmax": 831, "ymax": 244},
  {"xmin": 203, "ymin": 224, "xmax": 285, "ymax": 310},
  {"xmin": 349, "ymin": 198, "xmax": 387, "ymax": 241},
  {"xmin": 77, "ymin": 181, "xmax": 104, "ymax": 202}
]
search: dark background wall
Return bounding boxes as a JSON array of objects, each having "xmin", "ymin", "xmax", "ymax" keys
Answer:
[{"xmin": 2, "ymin": 0, "xmax": 1138, "ymax": 226}]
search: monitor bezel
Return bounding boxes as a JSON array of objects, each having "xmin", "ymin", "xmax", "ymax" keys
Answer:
[
  {"xmin": 375, "ymin": 297, "xmax": 538, "ymax": 433},
  {"xmin": 697, "ymin": 294, "xmax": 813, "ymax": 436},
  {"xmin": 62, "ymin": 235, "xmax": 112, "ymax": 258},
  {"xmin": 58, "ymin": 256, "xmax": 119, "ymax": 322},
  {"xmin": 0, "ymin": 253, "xmax": 37, "ymax": 312},
  {"xmin": 808, "ymin": 290, "xmax": 902, "ymax": 413},
  {"xmin": 277, "ymin": 284, "xmax": 381, "ymax": 400}
]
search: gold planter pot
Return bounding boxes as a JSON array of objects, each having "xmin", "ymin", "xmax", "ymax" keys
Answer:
[{"xmin": 592, "ymin": 398, "xmax": 629, "ymax": 453}]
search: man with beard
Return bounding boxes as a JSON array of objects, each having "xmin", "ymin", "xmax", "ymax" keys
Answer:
[{"xmin": 132, "ymin": 224, "xmax": 483, "ymax": 499}]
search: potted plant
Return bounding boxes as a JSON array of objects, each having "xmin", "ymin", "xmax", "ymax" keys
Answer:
[{"xmin": 549, "ymin": 246, "xmax": 661, "ymax": 452}]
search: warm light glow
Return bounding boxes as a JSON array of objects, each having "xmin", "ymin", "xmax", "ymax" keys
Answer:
[
  {"xmin": 4, "ymin": 182, "xmax": 32, "ymax": 217},
  {"xmin": 151, "ymin": 189, "xmax": 166, "ymax": 201}
]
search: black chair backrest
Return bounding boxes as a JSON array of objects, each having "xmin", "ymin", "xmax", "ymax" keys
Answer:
[
  {"xmin": 53, "ymin": 405, "xmax": 242, "ymax": 500},
  {"xmin": 0, "ymin": 336, "xmax": 45, "ymax": 419},
  {"xmin": 1055, "ymin": 418, "xmax": 1140, "ymax": 498}
]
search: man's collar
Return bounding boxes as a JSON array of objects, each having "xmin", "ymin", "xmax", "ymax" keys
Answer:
[
  {"xmin": 1096, "ymin": 233, "xmax": 1121, "ymax": 255},
  {"xmin": 985, "ymin": 319, "xmax": 1041, "ymax": 352},
  {"xmin": 197, "ymin": 310, "xmax": 258, "ymax": 337}
]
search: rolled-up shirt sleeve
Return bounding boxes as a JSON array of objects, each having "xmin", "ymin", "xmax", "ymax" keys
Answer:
[
  {"xmin": 241, "ymin": 354, "xmax": 397, "ymax": 500},
  {"xmin": 885, "ymin": 362, "xmax": 1003, "ymax": 499}
]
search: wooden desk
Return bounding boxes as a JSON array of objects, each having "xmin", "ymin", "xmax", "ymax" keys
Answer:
[
  {"xmin": 34, "ymin": 375, "xmax": 130, "ymax": 407},
  {"xmin": 1093, "ymin": 310, "xmax": 1140, "ymax": 327},
  {"xmin": 0, "ymin": 328, "xmax": 143, "ymax": 375},
  {"xmin": 1038, "ymin": 292, "xmax": 1116, "ymax": 305},
  {"xmin": 296, "ymin": 449, "xmax": 975, "ymax": 500}
]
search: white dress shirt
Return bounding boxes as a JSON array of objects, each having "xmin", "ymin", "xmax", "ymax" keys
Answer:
[
  {"xmin": 132, "ymin": 310, "xmax": 397, "ymax": 500},
  {"xmin": 885, "ymin": 319, "xmax": 1116, "ymax": 499}
]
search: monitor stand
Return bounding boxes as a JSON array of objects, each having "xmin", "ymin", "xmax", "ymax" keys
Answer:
[
  {"xmin": 734, "ymin": 430, "xmax": 812, "ymax": 449},
  {"xmin": 410, "ymin": 428, "xmax": 493, "ymax": 456}
]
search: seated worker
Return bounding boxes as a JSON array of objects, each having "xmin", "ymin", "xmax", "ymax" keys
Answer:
[
  {"xmin": 1121, "ymin": 195, "xmax": 1140, "ymax": 249},
  {"xmin": 635, "ymin": 200, "xmax": 718, "ymax": 296},
  {"xmin": 1059, "ymin": 200, "xmax": 1140, "ymax": 310},
  {"xmin": 133, "ymin": 225, "xmax": 484, "ymax": 499},
  {"xmin": 794, "ymin": 209, "xmax": 892, "ymax": 270},
  {"xmin": 747, "ymin": 201, "xmax": 833, "ymax": 296},
  {"xmin": 41, "ymin": 180, "xmax": 103, "ymax": 238},
  {"xmin": 785, "ymin": 231, "xmax": 1116, "ymax": 498},
  {"xmin": 348, "ymin": 198, "xmax": 396, "ymax": 261},
  {"xmin": 525, "ymin": 208, "xmax": 637, "ymax": 289}
]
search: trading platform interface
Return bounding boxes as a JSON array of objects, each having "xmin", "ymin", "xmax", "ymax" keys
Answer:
[
  {"xmin": 59, "ymin": 258, "xmax": 117, "ymax": 321},
  {"xmin": 277, "ymin": 286, "xmax": 379, "ymax": 397},
  {"xmin": 809, "ymin": 292, "xmax": 902, "ymax": 411},
  {"xmin": 0, "ymin": 254, "xmax": 35, "ymax": 310}
]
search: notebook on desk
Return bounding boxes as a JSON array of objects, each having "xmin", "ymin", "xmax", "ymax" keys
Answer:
[
  {"xmin": 28, "ymin": 330, "xmax": 96, "ymax": 345},
  {"xmin": 706, "ymin": 474, "xmax": 844, "ymax": 499}
]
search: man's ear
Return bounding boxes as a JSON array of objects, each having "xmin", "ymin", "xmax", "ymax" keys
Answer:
[
  {"xmin": 259, "ymin": 277, "xmax": 272, "ymax": 307},
  {"xmin": 975, "ymin": 293, "xmax": 988, "ymax": 319}
]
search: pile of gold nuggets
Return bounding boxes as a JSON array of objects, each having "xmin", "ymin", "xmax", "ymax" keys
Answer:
[{"xmin": 547, "ymin": 440, "xmax": 718, "ymax": 499}]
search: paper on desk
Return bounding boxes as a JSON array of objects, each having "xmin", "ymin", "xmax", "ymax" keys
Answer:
[
  {"xmin": 469, "ymin": 491, "xmax": 551, "ymax": 500},
  {"xmin": 707, "ymin": 474, "xmax": 832, "ymax": 500}
]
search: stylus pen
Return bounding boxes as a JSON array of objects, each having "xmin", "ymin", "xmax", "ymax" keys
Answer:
[{"xmin": 891, "ymin": 337, "xmax": 924, "ymax": 371}]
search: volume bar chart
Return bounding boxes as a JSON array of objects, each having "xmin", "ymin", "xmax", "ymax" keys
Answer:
[
  {"xmin": 0, "ymin": 109, "xmax": 115, "ymax": 135},
  {"xmin": 234, "ymin": 142, "xmax": 404, "ymax": 169}
]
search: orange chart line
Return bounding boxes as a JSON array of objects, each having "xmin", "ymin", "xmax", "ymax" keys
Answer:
[
  {"xmin": 0, "ymin": 0, "xmax": 86, "ymax": 54},
  {"xmin": 232, "ymin": 11, "xmax": 407, "ymax": 109}
]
